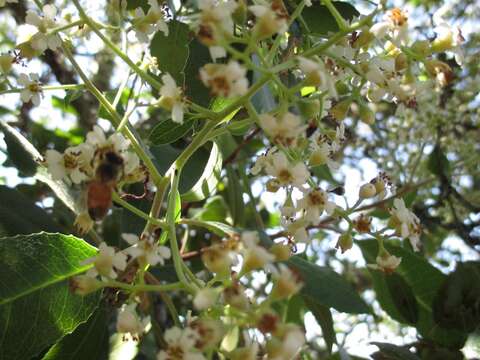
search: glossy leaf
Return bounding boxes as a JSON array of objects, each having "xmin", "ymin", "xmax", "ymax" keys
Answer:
[
  {"xmin": 150, "ymin": 20, "xmax": 190, "ymax": 84},
  {"xmin": 0, "ymin": 185, "xmax": 63, "ymax": 236},
  {"xmin": 0, "ymin": 232, "xmax": 101, "ymax": 360},
  {"xmin": 1, "ymin": 122, "xmax": 38, "ymax": 176},
  {"xmin": 371, "ymin": 342, "xmax": 420, "ymax": 360},
  {"xmin": 302, "ymin": 2, "xmax": 360, "ymax": 36},
  {"xmin": 359, "ymin": 240, "xmax": 468, "ymax": 349},
  {"xmin": 42, "ymin": 307, "xmax": 109, "ymax": 360},
  {"xmin": 305, "ymin": 298, "xmax": 337, "ymax": 354},
  {"xmin": 149, "ymin": 117, "xmax": 195, "ymax": 145},
  {"xmin": 288, "ymin": 256, "xmax": 370, "ymax": 314},
  {"xmin": 181, "ymin": 142, "xmax": 223, "ymax": 201}
]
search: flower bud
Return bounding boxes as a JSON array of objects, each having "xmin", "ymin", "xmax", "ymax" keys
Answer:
[
  {"xmin": 298, "ymin": 98, "xmax": 320, "ymax": 119},
  {"xmin": 359, "ymin": 183, "xmax": 377, "ymax": 199},
  {"xmin": 335, "ymin": 233, "xmax": 353, "ymax": 253},
  {"xmin": 335, "ymin": 81, "xmax": 350, "ymax": 96},
  {"xmin": 193, "ymin": 288, "xmax": 218, "ymax": 310},
  {"xmin": 69, "ymin": 275, "xmax": 102, "ymax": 296},
  {"xmin": 0, "ymin": 54, "xmax": 13, "ymax": 74},
  {"xmin": 330, "ymin": 99, "xmax": 351, "ymax": 121},
  {"xmin": 359, "ymin": 103, "xmax": 375, "ymax": 125},
  {"xmin": 269, "ymin": 243, "xmax": 291, "ymax": 261}
]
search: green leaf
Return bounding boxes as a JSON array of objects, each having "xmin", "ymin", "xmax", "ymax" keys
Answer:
[
  {"xmin": 183, "ymin": 219, "xmax": 237, "ymax": 237},
  {"xmin": 42, "ymin": 307, "xmax": 109, "ymax": 360},
  {"xmin": 183, "ymin": 38, "xmax": 211, "ymax": 107},
  {"xmin": 288, "ymin": 256, "xmax": 370, "ymax": 314},
  {"xmin": 149, "ymin": 117, "xmax": 195, "ymax": 145},
  {"xmin": 386, "ymin": 272, "xmax": 419, "ymax": 325},
  {"xmin": 0, "ymin": 121, "xmax": 38, "ymax": 176},
  {"xmin": 432, "ymin": 261, "xmax": 480, "ymax": 333},
  {"xmin": 150, "ymin": 20, "xmax": 190, "ymax": 84},
  {"xmin": 0, "ymin": 232, "xmax": 101, "ymax": 360},
  {"xmin": 427, "ymin": 145, "xmax": 451, "ymax": 177},
  {"xmin": 0, "ymin": 185, "xmax": 63, "ymax": 236},
  {"xmin": 194, "ymin": 195, "xmax": 229, "ymax": 222},
  {"xmin": 226, "ymin": 165, "xmax": 245, "ymax": 227},
  {"xmin": 302, "ymin": 2, "xmax": 359, "ymax": 36},
  {"xmin": 371, "ymin": 342, "xmax": 421, "ymax": 360},
  {"xmin": 304, "ymin": 299, "xmax": 337, "ymax": 354},
  {"xmin": 181, "ymin": 142, "xmax": 223, "ymax": 201},
  {"xmin": 64, "ymin": 89, "xmax": 83, "ymax": 108}
]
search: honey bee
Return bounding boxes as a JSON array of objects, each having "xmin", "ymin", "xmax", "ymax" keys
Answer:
[{"xmin": 87, "ymin": 150, "xmax": 124, "ymax": 220}]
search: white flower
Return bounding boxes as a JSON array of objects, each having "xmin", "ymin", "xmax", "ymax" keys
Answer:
[
  {"xmin": 390, "ymin": 198, "xmax": 421, "ymax": 251},
  {"xmin": 158, "ymin": 74, "xmax": 185, "ymax": 124},
  {"xmin": 195, "ymin": 0, "xmax": 236, "ymax": 47},
  {"xmin": 17, "ymin": 73, "xmax": 42, "ymax": 106},
  {"xmin": 0, "ymin": 0, "xmax": 18, "ymax": 7},
  {"xmin": 45, "ymin": 144, "xmax": 94, "ymax": 184},
  {"xmin": 370, "ymin": 8, "xmax": 409, "ymax": 45},
  {"xmin": 249, "ymin": 2, "xmax": 288, "ymax": 39},
  {"xmin": 432, "ymin": 7, "xmax": 464, "ymax": 65},
  {"xmin": 86, "ymin": 125, "xmax": 129, "ymax": 153},
  {"xmin": 117, "ymin": 303, "xmax": 150, "ymax": 340},
  {"xmin": 157, "ymin": 327, "xmax": 205, "ymax": 360},
  {"xmin": 259, "ymin": 112, "xmax": 306, "ymax": 146},
  {"xmin": 82, "ymin": 242, "xmax": 127, "ymax": 279},
  {"xmin": 297, "ymin": 188, "xmax": 336, "ymax": 225},
  {"xmin": 122, "ymin": 233, "xmax": 171, "ymax": 266},
  {"xmin": 371, "ymin": 251, "xmax": 402, "ymax": 273},
  {"xmin": 279, "ymin": 325, "xmax": 306, "ymax": 359},
  {"xmin": 132, "ymin": 0, "xmax": 168, "ymax": 42},
  {"xmin": 25, "ymin": 4, "xmax": 62, "ymax": 52},
  {"xmin": 298, "ymin": 57, "xmax": 337, "ymax": 97},
  {"xmin": 271, "ymin": 264, "xmax": 303, "ymax": 299},
  {"xmin": 309, "ymin": 138, "xmax": 338, "ymax": 170},
  {"xmin": 241, "ymin": 231, "xmax": 275, "ymax": 272},
  {"xmin": 193, "ymin": 288, "xmax": 218, "ymax": 310},
  {"xmin": 199, "ymin": 60, "xmax": 248, "ymax": 98},
  {"xmin": 264, "ymin": 152, "xmax": 309, "ymax": 188}
]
